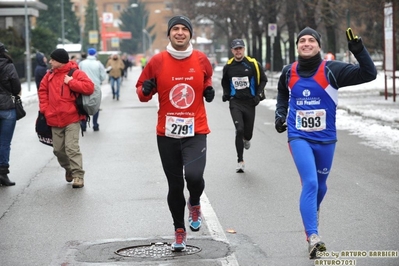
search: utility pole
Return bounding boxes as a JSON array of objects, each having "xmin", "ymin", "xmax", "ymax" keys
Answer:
[
  {"xmin": 61, "ymin": 0, "xmax": 65, "ymax": 45},
  {"xmin": 24, "ymin": 0, "xmax": 31, "ymax": 91}
]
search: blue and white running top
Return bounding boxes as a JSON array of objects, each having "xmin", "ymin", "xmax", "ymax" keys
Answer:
[{"xmin": 287, "ymin": 60, "xmax": 338, "ymax": 142}]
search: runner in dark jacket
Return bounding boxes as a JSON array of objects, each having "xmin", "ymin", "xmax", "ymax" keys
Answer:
[{"xmin": 221, "ymin": 39, "xmax": 267, "ymax": 173}]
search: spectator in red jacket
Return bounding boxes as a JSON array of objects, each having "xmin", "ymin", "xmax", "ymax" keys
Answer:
[{"xmin": 38, "ymin": 48, "xmax": 94, "ymax": 188}]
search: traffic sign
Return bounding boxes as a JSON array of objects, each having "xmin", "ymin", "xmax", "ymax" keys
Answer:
[
  {"xmin": 111, "ymin": 37, "xmax": 119, "ymax": 48},
  {"xmin": 102, "ymin": 13, "xmax": 113, "ymax": 24},
  {"xmin": 268, "ymin": 23, "xmax": 277, "ymax": 37},
  {"xmin": 88, "ymin": 30, "xmax": 98, "ymax": 44}
]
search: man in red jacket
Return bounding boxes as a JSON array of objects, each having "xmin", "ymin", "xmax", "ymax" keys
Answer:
[{"xmin": 38, "ymin": 48, "xmax": 94, "ymax": 188}]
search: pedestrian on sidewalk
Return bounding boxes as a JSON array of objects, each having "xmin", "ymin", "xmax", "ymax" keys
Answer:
[
  {"xmin": 106, "ymin": 54, "xmax": 125, "ymax": 100},
  {"xmin": 140, "ymin": 56, "xmax": 147, "ymax": 70},
  {"xmin": 121, "ymin": 53, "xmax": 131, "ymax": 80},
  {"xmin": 0, "ymin": 42, "xmax": 21, "ymax": 186},
  {"xmin": 274, "ymin": 27, "xmax": 377, "ymax": 259},
  {"xmin": 38, "ymin": 48, "xmax": 94, "ymax": 188},
  {"xmin": 221, "ymin": 39, "xmax": 268, "ymax": 173},
  {"xmin": 78, "ymin": 48, "xmax": 106, "ymax": 132},
  {"xmin": 136, "ymin": 15, "xmax": 214, "ymax": 252},
  {"xmin": 34, "ymin": 52, "xmax": 48, "ymax": 90}
]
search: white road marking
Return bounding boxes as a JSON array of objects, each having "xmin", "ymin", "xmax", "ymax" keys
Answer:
[{"xmin": 201, "ymin": 193, "xmax": 239, "ymax": 266}]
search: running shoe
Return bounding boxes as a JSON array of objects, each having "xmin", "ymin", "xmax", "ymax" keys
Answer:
[
  {"xmin": 171, "ymin": 228, "xmax": 186, "ymax": 252},
  {"xmin": 236, "ymin": 161, "xmax": 245, "ymax": 173},
  {"xmin": 243, "ymin": 139, "xmax": 251, "ymax": 150},
  {"xmin": 308, "ymin": 234, "xmax": 326, "ymax": 259},
  {"xmin": 188, "ymin": 200, "xmax": 202, "ymax": 231}
]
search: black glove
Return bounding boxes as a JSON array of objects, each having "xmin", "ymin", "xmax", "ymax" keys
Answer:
[
  {"xmin": 253, "ymin": 96, "xmax": 260, "ymax": 106},
  {"xmin": 275, "ymin": 117, "xmax": 287, "ymax": 133},
  {"xmin": 346, "ymin": 28, "xmax": 364, "ymax": 55},
  {"xmin": 142, "ymin": 79, "xmax": 156, "ymax": 96},
  {"xmin": 203, "ymin": 86, "xmax": 215, "ymax": 102},
  {"xmin": 222, "ymin": 95, "xmax": 230, "ymax": 102}
]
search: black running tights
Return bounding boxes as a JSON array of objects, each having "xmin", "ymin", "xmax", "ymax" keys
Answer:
[{"xmin": 157, "ymin": 134, "xmax": 206, "ymax": 231}]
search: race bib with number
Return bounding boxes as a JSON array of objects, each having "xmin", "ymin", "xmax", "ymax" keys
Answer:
[
  {"xmin": 232, "ymin": 76, "xmax": 249, "ymax": 90},
  {"xmin": 295, "ymin": 109, "xmax": 326, "ymax": 132},
  {"xmin": 165, "ymin": 116, "xmax": 195, "ymax": 138}
]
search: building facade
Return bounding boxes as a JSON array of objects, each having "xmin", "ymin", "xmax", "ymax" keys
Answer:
[
  {"xmin": 70, "ymin": 0, "xmax": 174, "ymax": 55},
  {"xmin": 0, "ymin": 0, "xmax": 47, "ymax": 39}
]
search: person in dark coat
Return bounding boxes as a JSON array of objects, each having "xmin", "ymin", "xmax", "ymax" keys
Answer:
[
  {"xmin": 0, "ymin": 42, "xmax": 22, "ymax": 186},
  {"xmin": 34, "ymin": 52, "xmax": 48, "ymax": 90}
]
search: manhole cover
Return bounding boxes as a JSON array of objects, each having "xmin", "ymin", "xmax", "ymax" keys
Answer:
[{"xmin": 115, "ymin": 242, "xmax": 201, "ymax": 258}]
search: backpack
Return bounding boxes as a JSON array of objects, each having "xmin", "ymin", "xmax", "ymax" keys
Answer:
[{"xmin": 68, "ymin": 68, "xmax": 101, "ymax": 116}]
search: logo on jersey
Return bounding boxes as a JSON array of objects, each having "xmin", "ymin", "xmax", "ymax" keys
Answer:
[
  {"xmin": 169, "ymin": 83, "xmax": 195, "ymax": 109},
  {"xmin": 303, "ymin": 89, "xmax": 311, "ymax": 97}
]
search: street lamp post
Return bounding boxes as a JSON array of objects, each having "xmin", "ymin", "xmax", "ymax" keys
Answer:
[
  {"xmin": 142, "ymin": 15, "xmax": 146, "ymax": 55},
  {"xmin": 61, "ymin": 0, "xmax": 65, "ymax": 45},
  {"xmin": 130, "ymin": 3, "xmax": 149, "ymax": 55},
  {"xmin": 92, "ymin": 5, "xmax": 97, "ymax": 50},
  {"xmin": 24, "ymin": 0, "xmax": 31, "ymax": 91},
  {"xmin": 143, "ymin": 29, "xmax": 152, "ymax": 55}
]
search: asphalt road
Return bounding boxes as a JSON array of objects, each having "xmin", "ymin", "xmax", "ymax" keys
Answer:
[{"xmin": 0, "ymin": 66, "xmax": 398, "ymax": 266}]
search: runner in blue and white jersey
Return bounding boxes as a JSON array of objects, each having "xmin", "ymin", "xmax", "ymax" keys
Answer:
[{"xmin": 274, "ymin": 27, "xmax": 377, "ymax": 259}]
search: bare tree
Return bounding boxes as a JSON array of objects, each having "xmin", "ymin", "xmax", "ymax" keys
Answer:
[
  {"xmin": 320, "ymin": 0, "xmax": 338, "ymax": 54},
  {"xmin": 173, "ymin": 0, "xmax": 387, "ymax": 68}
]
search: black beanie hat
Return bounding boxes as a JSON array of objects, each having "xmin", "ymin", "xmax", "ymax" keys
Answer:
[
  {"xmin": 50, "ymin": 48, "xmax": 69, "ymax": 64},
  {"xmin": 296, "ymin": 27, "xmax": 321, "ymax": 48},
  {"xmin": 167, "ymin": 15, "xmax": 193, "ymax": 38}
]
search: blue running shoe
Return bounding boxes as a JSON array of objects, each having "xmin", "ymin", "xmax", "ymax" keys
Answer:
[
  {"xmin": 188, "ymin": 200, "xmax": 202, "ymax": 231},
  {"xmin": 171, "ymin": 228, "xmax": 186, "ymax": 252}
]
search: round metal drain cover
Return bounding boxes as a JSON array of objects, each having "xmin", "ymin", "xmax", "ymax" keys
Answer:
[{"xmin": 115, "ymin": 242, "xmax": 201, "ymax": 258}]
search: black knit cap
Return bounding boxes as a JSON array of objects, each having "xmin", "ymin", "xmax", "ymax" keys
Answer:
[
  {"xmin": 296, "ymin": 27, "xmax": 321, "ymax": 48},
  {"xmin": 167, "ymin": 15, "xmax": 193, "ymax": 38},
  {"xmin": 50, "ymin": 48, "xmax": 69, "ymax": 63}
]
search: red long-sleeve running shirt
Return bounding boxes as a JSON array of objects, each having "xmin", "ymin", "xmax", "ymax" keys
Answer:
[{"xmin": 136, "ymin": 50, "xmax": 213, "ymax": 137}]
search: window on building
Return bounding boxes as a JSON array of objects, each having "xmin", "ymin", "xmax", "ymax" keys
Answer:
[
  {"xmin": 165, "ymin": 2, "xmax": 173, "ymax": 10},
  {"xmin": 113, "ymin": 4, "xmax": 122, "ymax": 11}
]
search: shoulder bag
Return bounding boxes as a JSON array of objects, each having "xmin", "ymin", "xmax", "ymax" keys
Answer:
[
  {"xmin": 13, "ymin": 95, "xmax": 26, "ymax": 120},
  {"xmin": 35, "ymin": 111, "xmax": 53, "ymax": 146},
  {"xmin": 0, "ymin": 84, "xmax": 26, "ymax": 120}
]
